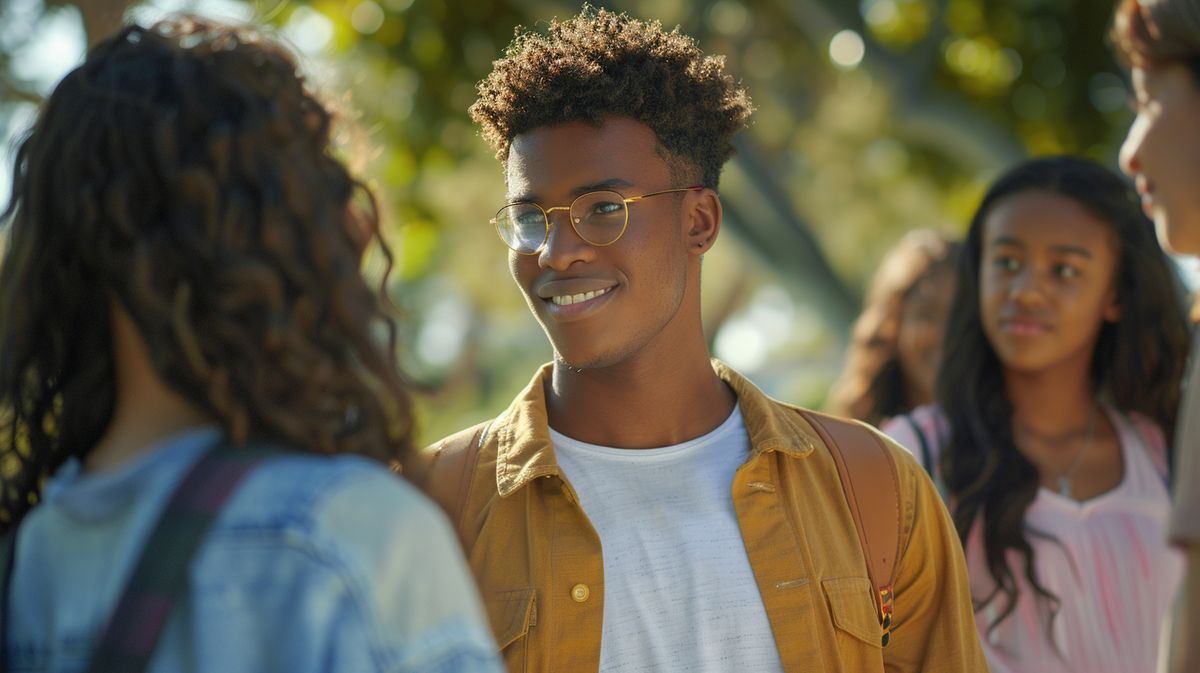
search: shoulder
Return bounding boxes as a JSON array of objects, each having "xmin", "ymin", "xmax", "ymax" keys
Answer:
[
  {"xmin": 1122, "ymin": 409, "xmax": 1170, "ymax": 477},
  {"xmin": 863, "ymin": 420, "xmax": 938, "ymax": 500},
  {"xmin": 208, "ymin": 452, "xmax": 500, "ymax": 670},
  {"xmin": 881, "ymin": 405, "xmax": 945, "ymax": 469},
  {"xmin": 419, "ymin": 420, "xmax": 494, "ymax": 523},
  {"xmin": 856, "ymin": 419, "xmax": 958, "ymax": 554},
  {"xmin": 797, "ymin": 411, "xmax": 930, "ymax": 510},
  {"xmin": 424, "ymin": 421, "xmax": 494, "ymax": 470},
  {"xmin": 215, "ymin": 451, "xmax": 462, "ymax": 570},
  {"xmin": 223, "ymin": 452, "xmax": 421, "ymax": 527}
]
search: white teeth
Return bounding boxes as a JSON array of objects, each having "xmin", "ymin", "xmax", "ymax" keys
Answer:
[{"xmin": 551, "ymin": 287, "xmax": 610, "ymax": 306}]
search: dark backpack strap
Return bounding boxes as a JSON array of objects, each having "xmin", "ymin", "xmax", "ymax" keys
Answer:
[
  {"xmin": 799, "ymin": 410, "xmax": 900, "ymax": 648},
  {"xmin": 903, "ymin": 414, "xmax": 934, "ymax": 477},
  {"xmin": 83, "ymin": 443, "xmax": 277, "ymax": 673}
]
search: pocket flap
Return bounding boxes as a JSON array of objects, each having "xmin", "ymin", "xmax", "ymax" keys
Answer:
[
  {"xmin": 488, "ymin": 588, "xmax": 537, "ymax": 650},
  {"xmin": 821, "ymin": 577, "xmax": 883, "ymax": 648}
]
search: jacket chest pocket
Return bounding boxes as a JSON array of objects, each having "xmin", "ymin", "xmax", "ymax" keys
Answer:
[
  {"xmin": 488, "ymin": 588, "xmax": 537, "ymax": 672},
  {"xmin": 821, "ymin": 577, "xmax": 884, "ymax": 670}
]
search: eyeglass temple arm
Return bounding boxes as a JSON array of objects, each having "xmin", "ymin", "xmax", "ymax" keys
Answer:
[{"xmin": 623, "ymin": 185, "xmax": 705, "ymax": 204}]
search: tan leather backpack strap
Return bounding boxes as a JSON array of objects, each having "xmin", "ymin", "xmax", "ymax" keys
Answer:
[
  {"xmin": 799, "ymin": 409, "xmax": 900, "ymax": 647},
  {"xmin": 424, "ymin": 420, "xmax": 490, "ymax": 534}
]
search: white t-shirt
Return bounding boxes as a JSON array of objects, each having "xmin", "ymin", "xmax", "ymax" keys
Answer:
[{"xmin": 551, "ymin": 405, "xmax": 785, "ymax": 673}]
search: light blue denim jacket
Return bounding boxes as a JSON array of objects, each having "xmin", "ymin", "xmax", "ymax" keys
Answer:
[{"xmin": 5, "ymin": 427, "xmax": 504, "ymax": 673}]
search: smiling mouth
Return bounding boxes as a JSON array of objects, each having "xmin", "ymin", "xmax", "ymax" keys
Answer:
[{"xmin": 550, "ymin": 287, "xmax": 612, "ymax": 306}]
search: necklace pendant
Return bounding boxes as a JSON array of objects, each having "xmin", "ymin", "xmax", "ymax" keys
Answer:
[{"xmin": 1057, "ymin": 475, "xmax": 1071, "ymax": 498}]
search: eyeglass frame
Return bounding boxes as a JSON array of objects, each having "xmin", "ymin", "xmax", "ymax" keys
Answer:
[{"xmin": 491, "ymin": 185, "xmax": 705, "ymax": 255}]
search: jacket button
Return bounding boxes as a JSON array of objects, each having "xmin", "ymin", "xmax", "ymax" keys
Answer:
[{"xmin": 570, "ymin": 583, "xmax": 590, "ymax": 602}]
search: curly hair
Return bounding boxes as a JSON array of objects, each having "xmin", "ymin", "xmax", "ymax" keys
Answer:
[
  {"xmin": 0, "ymin": 17, "xmax": 414, "ymax": 530},
  {"xmin": 826, "ymin": 230, "xmax": 961, "ymax": 426},
  {"xmin": 937, "ymin": 156, "xmax": 1189, "ymax": 636},
  {"xmin": 1111, "ymin": 0, "xmax": 1200, "ymax": 82},
  {"xmin": 469, "ymin": 5, "xmax": 753, "ymax": 188}
]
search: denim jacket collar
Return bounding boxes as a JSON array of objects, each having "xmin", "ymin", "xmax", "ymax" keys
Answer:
[{"xmin": 494, "ymin": 360, "xmax": 819, "ymax": 497}]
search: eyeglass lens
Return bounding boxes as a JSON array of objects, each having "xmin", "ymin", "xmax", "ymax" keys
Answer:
[{"xmin": 496, "ymin": 190, "xmax": 628, "ymax": 253}]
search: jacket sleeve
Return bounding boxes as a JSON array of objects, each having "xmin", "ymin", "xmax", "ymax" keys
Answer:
[{"xmin": 878, "ymin": 435, "xmax": 989, "ymax": 673}]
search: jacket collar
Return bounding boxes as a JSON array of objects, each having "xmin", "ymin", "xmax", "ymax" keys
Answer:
[{"xmin": 493, "ymin": 360, "xmax": 819, "ymax": 497}]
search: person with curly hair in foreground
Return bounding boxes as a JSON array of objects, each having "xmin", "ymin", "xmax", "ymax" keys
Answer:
[
  {"xmin": 0, "ymin": 16, "xmax": 502, "ymax": 673},
  {"xmin": 422, "ymin": 7, "xmax": 986, "ymax": 672}
]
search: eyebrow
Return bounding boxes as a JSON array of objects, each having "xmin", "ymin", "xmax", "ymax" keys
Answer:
[
  {"xmin": 989, "ymin": 236, "xmax": 1094, "ymax": 258},
  {"xmin": 509, "ymin": 177, "xmax": 635, "ymax": 205}
]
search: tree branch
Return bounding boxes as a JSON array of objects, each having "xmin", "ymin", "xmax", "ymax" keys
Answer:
[{"xmin": 772, "ymin": 0, "xmax": 1024, "ymax": 172}]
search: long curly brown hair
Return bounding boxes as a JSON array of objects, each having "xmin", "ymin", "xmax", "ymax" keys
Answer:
[
  {"xmin": 469, "ymin": 5, "xmax": 753, "ymax": 188},
  {"xmin": 0, "ymin": 17, "xmax": 414, "ymax": 530}
]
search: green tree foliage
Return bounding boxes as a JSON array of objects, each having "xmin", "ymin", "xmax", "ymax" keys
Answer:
[{"xmin": 0, "ymin": 0, "xmax": 1133, "ymax": 441}]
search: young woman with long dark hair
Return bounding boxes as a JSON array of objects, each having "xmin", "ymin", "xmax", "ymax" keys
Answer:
[{"xmin": 883, "ymin": 155, "xmax": 1189, "ymax": 673}]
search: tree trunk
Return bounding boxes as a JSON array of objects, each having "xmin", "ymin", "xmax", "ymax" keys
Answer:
[{"xmin": 62, "ymin": 0, "xmax": 133, "ymax": 47}]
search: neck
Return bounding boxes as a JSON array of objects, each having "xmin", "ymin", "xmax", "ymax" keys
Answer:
[
  {"xmin": 546, "ymin": 345, "xmax": 735, "ymax": 450},
  {"xmin": 86, "ymin": 307, "xmax": 212, "ymax": 473},
  {"xmin": 1005, "ymin": 362, "xmax": 1094, "ymax": 436}
]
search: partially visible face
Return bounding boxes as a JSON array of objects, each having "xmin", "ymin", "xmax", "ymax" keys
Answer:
[
  {"xmin": 979, "ymin": 190, "xmax": 1121, "ymax": 376},
  {"xmin": 895, "ymin": 266, "xmax": 956, "ymax": 405},
  {"xmin": 1120, "ymin": 62, "xmax": 1200, "ymax": 255},
  {"xmin": 504, "ymin": 117, "xmax": 697, "ymax": 369}
]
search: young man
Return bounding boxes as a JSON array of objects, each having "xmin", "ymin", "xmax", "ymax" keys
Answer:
[
  {"xmin": 1115, "ymin": 2, "xmax": 1200, "ymax": 671},
  {"xmin": 425, "ymin": 8, "xmax": 986, "ymax": 672}
]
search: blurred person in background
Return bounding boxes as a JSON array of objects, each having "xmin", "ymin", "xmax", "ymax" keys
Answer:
[
  {"xmin": 884, "ymin": 156, "xmax": 1189, "ymax": 673},
  {"xmin": 0, "ymin": 17, "xmax": 502, "ymax": 673},
  {"xmin": 1114, "ymin": 1, "xmax": 1200, "ymax": 671},
  {"xmin": 827, "ymin": 229, "xmax": 961, "ymax": 427},
  {"xmin": 422, "ymin": 6, "xmax": 987, "ymax": 673}
]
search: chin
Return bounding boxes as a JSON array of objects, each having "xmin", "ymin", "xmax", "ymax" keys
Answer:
[
  {"xmin": 1159, "ymin": 213, "xmax": 1200, "ymax": 257},
  {"xmin": 552, "ymin": 343, "xmax": 631, "ymax": 371}
]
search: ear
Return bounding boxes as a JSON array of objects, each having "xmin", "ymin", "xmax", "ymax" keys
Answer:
[{"xmin": 685, "ymin": 188, "xmax": 722, "ymax": 256}]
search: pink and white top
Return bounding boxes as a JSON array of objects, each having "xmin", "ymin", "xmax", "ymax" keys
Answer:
[{"xmin": 883, "ymin": 405, "xmax": 1182, "ymax": 673}]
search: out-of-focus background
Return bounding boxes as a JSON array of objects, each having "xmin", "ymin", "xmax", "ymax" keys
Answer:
[{"xmin": 0, "ymin": 0, "xmax": 1171, "ymax": 443}]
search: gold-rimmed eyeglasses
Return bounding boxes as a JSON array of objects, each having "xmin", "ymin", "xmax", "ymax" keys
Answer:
[{"xmin": 491, "ymin": 185, "xmax": 704, "ymax": 255}]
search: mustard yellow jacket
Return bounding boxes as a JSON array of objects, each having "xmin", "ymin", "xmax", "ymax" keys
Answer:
[{"xmin": 424, "ymin": 361, "xmax": 988, "ymax": 672}]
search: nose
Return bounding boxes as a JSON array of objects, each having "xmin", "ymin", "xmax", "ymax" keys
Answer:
[
  {"xmin": 537, "ymin": 209, "xmax": 597, "ymax": 271},
  {"xmin": 1007, "ymin": 268, "xmax": 1046, "ymax": 307},
  {"xmin": 1119, "ymin": 116, "xmax": 1146, "ymax": 177}
]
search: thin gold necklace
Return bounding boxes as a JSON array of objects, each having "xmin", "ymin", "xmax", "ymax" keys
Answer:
[
  {"xmin": 1015, "ymin": 403, "xmax": 1098, "ymax": 499},
  {"xmin": 1054, "ymin": 403, "xmax": 1096, "ymax": 498}
]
